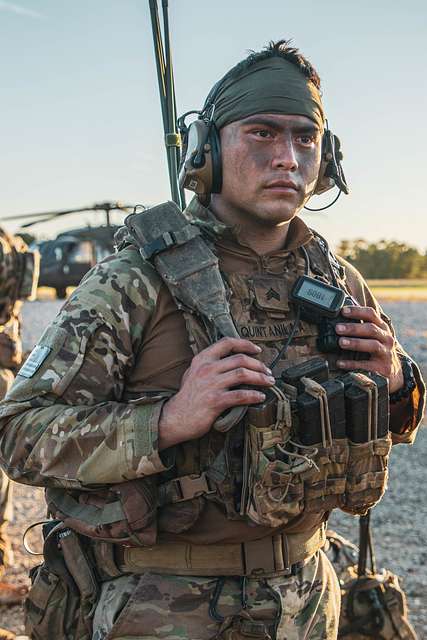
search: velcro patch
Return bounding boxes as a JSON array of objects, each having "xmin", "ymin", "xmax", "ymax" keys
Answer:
[
  {"xmin": 253, "ymin": 276, "xmax": 289, "ymax": 312},
  {"xmin": 18, "ymin": 345, "xmax": 52, "ymax": 378}
]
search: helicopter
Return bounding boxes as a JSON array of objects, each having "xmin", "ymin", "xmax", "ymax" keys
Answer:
[{"xmin": 3, "ymin": 201, "xmax": 138, "ymax": 298}]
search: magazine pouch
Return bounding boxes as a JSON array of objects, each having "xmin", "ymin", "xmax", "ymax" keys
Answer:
[
  {"xmin": 25, "ymin": 522, "xmax": 98, "ymax": 640},
  {"xmin": 341, "ymin": 372, "xmax": 391, "ymax": 515}
]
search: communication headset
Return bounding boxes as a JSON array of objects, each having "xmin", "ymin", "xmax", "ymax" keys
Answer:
[{"xmin": 177, "ymin": 69, "xmax": 349, "ymax": 207}]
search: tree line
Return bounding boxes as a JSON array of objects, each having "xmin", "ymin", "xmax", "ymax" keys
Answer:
[
  {"xmin": 337, "ymin": 240, "xmax": 427, "ymax": 279},
  {"xmin": 17, "ymin": 232, "xmax": 426, "ymax": 280}
]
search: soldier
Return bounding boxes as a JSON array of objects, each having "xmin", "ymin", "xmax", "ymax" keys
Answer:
[
  {"xmin": 0, "ymin": 228, "xmax": 38, "ymax": 640},
  {"xmin": 0, "ymin": 41, "xmax": 424, "ymax": 640}
]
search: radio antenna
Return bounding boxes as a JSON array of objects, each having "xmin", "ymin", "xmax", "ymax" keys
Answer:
[{"xmin": 148, "ymin": 0, "xmax": 185, "ymax": 209}]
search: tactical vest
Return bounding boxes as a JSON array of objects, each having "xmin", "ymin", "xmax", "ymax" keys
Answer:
[{"xmin": 47, "ymin": 202, "xmax": 391, "ymax": 545}]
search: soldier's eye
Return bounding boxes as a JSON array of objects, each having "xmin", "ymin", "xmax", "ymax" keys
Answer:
[
  {"xmin": 297, "ymin": 135, "xmax": 315, "ymax": 145},
  {"xmin": 253, "ymin": 129, "xmax": 273, "ymax": 139}
]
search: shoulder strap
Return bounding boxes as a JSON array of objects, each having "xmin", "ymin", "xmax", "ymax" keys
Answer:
[
  {"xmin": 125, "ymin": 201, "xmax": 239, "ymax": 341},
  {"xmin": 306, "ymin": 229, "xmax": 347, "ymax": 287}
]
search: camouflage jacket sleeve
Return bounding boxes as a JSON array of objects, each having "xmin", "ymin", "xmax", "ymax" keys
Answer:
[
  {"xmin": 339, "ymin": 257, "xmax": 425, "ymax": 445},
  {"xmin": 0, "ymin": 246, "xmax": 173, "ymax": 488}
]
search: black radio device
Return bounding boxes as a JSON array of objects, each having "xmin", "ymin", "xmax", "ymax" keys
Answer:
[{"xmin": 291, "ymin": 275, "xmax": 367, "ymax": 361}]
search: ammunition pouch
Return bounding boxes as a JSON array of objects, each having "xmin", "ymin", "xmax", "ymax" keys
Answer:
[
  {"xmin": 25, "ymin": 523, "xmax": 98, "ymax": 640},
  {"xmin": 340, "ymin": 372, "xmax": 391, "ymax": 515},
  {"xmin": 240, "ymin": 385, "xmax": 307, "ymax": 528},
  {"xmin": 239, "ymin": 359, "xmax": 391, "ymax": 528},
  {"xmin": 46, "ymin": 477, "xmax": 158, "ymax": 547}
]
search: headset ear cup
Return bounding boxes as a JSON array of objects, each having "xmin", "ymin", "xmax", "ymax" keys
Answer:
[
  {"xmin": 209, "ymin": 124, "xmax": 222, "ymax": 193},
  {"xmin": 314, "ymin": 131, "xmax": 334, "ymax": 195},
  {"xmin": 314, "ymin": 130, "xmax": 349, "ymax": 196}
]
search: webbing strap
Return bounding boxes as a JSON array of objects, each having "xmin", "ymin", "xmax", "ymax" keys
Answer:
[
  {"xmin": 302, "ymin": 377, "xmax": 333, "ymax": 448},
  {"xmin": 139, "ymin": 225, "xmax": 200, "ymax": 260},
  {"xmin": 358, "ymin": 511, "xmax": 376, "ymax": 577},
  {"xmin": 47, "ymin": 489, "xmax": 126, "ymax": 526},
  {"xmin": 349, "ymin": 373, "xmax": 379, "ymax": 440}
]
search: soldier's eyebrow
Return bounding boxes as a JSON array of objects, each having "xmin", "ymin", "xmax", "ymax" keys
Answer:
[{"xmin": 240, "ymin": 115, "xmax": 319, "ymax": 135}]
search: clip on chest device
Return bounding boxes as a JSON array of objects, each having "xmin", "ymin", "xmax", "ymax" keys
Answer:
[{"xmin": 291, "ymin": 275, "xmax": 368, "ymax": 361}]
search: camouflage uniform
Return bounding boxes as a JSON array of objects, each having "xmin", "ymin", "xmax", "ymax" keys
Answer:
[
  {"xmin": 0, "ymin": 228, "xmax": 28, "ymax": 569},
  {"xmin": 0, "ymin": 227, "xmax": 39, "ymax": 640},
  {"xmin": 0, "ymin": 202, "xmax": 423, "ymax": 640},
  {"xmin": 92, "ymin": 551, "xmax": 340, "ymax": 640}
]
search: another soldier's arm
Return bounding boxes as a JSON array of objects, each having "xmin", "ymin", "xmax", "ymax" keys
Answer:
[
  {"xmin": 0, "ymin": 252, "xmax": 171, "ymax": 488},
  {"xmin": 338, "ymin": 257, "xmax": 425, "ymax": 444}
]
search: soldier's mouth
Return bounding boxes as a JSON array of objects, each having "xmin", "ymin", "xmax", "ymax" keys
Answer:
[{"xmin": 264, "ymin": 180, "xmax": 299, "ymax": 194}]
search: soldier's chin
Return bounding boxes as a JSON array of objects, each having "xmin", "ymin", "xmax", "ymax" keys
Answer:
[{"xmin": 261, "ymin": 198, "xmax": 300, "ymax": 223}]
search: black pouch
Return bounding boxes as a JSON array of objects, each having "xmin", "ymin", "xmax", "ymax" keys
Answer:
[
  {"xmin": 282, "ymin": 357, "xmax": 329, "ymax": 394},
  {"xmin": 296, "ymin": 378, "xmax": 346, "ymax": 445},
  {"xmin": 295, "ymin": 377, "xmax": 348, "ymax": 513},
  {"xmin": 340, "ymin": 373, "xmax": 392, "ymax": 514},
  {"xmin": 342, "ymin": 371, "xmax": 389, "ymax": 442},
  {"xmin": 25, "ymin": 522, "xmax": 98, "ymax": 640}
]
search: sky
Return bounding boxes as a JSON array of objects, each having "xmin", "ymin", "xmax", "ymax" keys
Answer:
[{"xmin": 1, "ymin": 0, "xmax": 426, "ymax": 250}]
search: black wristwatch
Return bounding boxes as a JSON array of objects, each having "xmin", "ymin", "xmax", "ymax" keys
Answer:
[{"xmin": 389, "ymin": 355, "xmax": 416, "ymax": 404}]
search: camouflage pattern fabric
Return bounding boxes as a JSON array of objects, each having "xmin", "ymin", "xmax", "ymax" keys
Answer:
[
  {"xmin": 325, "ymin": 530, "xmax": 417, "ymax": 639},
  {"xmin": 0, "ymin": 246, "xmax": 170, "ymax": 489},
  {"xmin": 0, "ymin": 227, "xmax": 35, "ymax": 538},
  {"xmin": 0, "ymin": 361, "xmax": 14, "ymax": 566},
  {"xmin": 0, "ymin": 228, "xmax": 25, "ymax": 327},
  {"xmin": 0, "ymin": 222, "xmax": 39, "ymax": 554},
  {"xmin": 0, "ymin": 370, "xmax": 14, "ymax": 404},
  {"xmin": 92, "ymin": 550, "xmax": 340, "ymax": 640}
]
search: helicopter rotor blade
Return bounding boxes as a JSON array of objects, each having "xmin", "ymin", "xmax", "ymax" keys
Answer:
[
  {"xmin": 110, "ymin": 204, "xmax": 138, "ymax": 212},
  {"xmin": 2, "ymin": 206, "xmax": 98, "ymax": 222},
  {"xmin": 3, "ymin": 202, "xmax": 138, "ymax": 231},
  {"xmin": 20, "ymin": 216, "xmax": 61, "ymax": 229},
  {"xmin": 3, "ymin": 202, "xmax": 137, "ymax": 224}
]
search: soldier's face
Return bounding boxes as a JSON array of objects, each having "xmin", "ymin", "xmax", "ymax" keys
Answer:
[{"xmin": 215, "ymin": 113, "xmax": 322, "ymax": 227}]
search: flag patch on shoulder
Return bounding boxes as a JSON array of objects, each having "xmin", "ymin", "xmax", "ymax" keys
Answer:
[{"xmin": 18, "ymin": 345, "xmax": 52, "ymax": 378}]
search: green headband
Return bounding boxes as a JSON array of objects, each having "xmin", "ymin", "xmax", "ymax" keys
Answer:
[{"xmin": 211, "ymin": 57, "xmax": 324, "ymax": 130}]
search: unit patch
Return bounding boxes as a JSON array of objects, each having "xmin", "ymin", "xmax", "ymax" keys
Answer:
[{"xmin": 18, "ymin": 345, "xmax": 52, "ymax": 378}]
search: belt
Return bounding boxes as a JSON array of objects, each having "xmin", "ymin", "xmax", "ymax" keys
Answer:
[{"xmin": 93, "ymin": 525, "xmax": 326, "ymax": 579}]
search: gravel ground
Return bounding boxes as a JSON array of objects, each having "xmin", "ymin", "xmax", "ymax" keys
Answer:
[{"xmin": 0, "ymin": 298, "xmax": 426, "ymax": 636}]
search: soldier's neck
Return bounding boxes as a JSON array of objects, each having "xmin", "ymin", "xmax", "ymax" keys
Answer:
[{"xmin": 210, "ymin": 200, "xmax": 290, "ymax": 256}]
